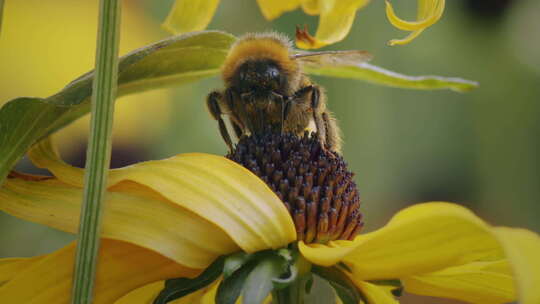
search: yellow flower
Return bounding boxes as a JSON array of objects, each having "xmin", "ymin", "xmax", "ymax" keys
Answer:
[
  {"xmin": 162, "ymin": 0, "xmax": 446, "ymax": 49},
  {"xmin": 1, "ymin": 135, "xmax": 539, "ymax": 303}
]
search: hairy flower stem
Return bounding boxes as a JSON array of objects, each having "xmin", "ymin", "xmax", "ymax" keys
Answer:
[{"xmin": 71, "ymin": 1, "xmax": 121, "ymax": 303}]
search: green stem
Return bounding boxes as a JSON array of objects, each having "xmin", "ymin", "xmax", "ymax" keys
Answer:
[
  {"xmin": 272, "ymin": 277, "xmax": 307, "ymax": 304},
  {"xmin": 71, "ymin": 1, "xmax": 121, "ymax": 303},
  {"xmin": 272, "ymin": 251, "xmax": 311, "ymax": 304}
]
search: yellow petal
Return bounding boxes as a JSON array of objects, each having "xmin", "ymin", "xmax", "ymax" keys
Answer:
[
  {"xmin": 28, "ymin": 138, "xmax": 84, "ymax": 187},
  {"xmin": 0, "ymin": 240, "xmax": 198, "ymax": 304},
  {"xmin": 385, "ymin": 0, "xmax": 445, "ymax": 46},
  {"xmin": 494, "ymin": 227, "xmax": 540, "ymax": 304},
  {"xmin": 162, "ymin": 0, "xmax": 220, "ymax": 34},
  {"xmin": 115, "ymin": 281, "xmax": 209, "ymax": 304},
  {"xmin": 296, "ymin": 0, "xmax": 370, "ymax": 49},
  {"xmin": 300, "ymin": 203, "xmax": 503, "ymax": 280},
  {"xmin": 299, "ymin": 240, "xmax": 358, "ymax": 267},
  {"xmin": 402, "ymin": 260, "xmax": 516, "ymax": 304},
  {"xmin": 0, "ymin": 177, "xmax": 238, "ymax": 269},
  {"xmin": 0, "ymin": 256, "xmax": 43, "ymax": 286},
  {"xmin": 27, "ymin": 137, "xmax": 296, "ymax": 254},
  {"xmin": 300, "ymin": 0, "xmax": 320, "ymax": 15},
  {"xmin": 105, "ymin": 153, "xmax": 296, "ymax": 252},
  {"xmin": 354, "ymin": 280, "xmax": 399, "ymax": 304},
  {"xmin": 387, "ymin": 29, "xmax": 426, "ymax": 46},
  {"xmin": 256, "ymin": 0, "xmax": 301, "ymax": 20}
]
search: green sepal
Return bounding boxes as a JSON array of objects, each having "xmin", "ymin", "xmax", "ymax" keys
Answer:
[
  {"xmin": 312, "ymin": 265, "xmax": 363, "ymax": 304},
  {"xmin": 216, "ymin": 261, "xmax": 257, "ymax": 304},
  {"xmin": 304, "ymin": 273, "xmax": 314, "ymax": 294},
  {"xmin": 223, "ymin": 252, "xmax": 255, "ymax": 279},
  {"xmin": 154, "ymin": 256, "xmax": 225, "ymax": 304},
  {"xmin": 241, "ymin": 254, "xmax": 287, "ymax": 304},
  {"xmin": 271, "ymin": 263, "xmax": 298, "ymax": 290}
]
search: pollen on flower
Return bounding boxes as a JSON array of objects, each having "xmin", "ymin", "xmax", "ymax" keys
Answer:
[{"xmin": 227, "ymin": 131, "xmax": 363, "ymax": 244}]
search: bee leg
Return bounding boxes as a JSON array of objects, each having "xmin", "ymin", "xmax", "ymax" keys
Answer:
[
  {"xmin": 207, "ymin": 91, "xmax": 233, "ymax": 151},
  {"xmin": 322, "ymin": 111, "xmax": 342, "ymax": 153},
  {"xmin": 308, "ymin": 86, "xmax": 329, "ymax": 148},
  {"xmin": 231, "ymin": 119, "xmax": 244, "ymax": 140},
  {"xmin": 281, "ymin": 97, "xmax": 291, "ymax": 134}
]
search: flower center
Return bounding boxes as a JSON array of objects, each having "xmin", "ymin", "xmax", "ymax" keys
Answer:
[{"xmin": 227, "ymin": 131, "xmax": 363, "ymax": 244}]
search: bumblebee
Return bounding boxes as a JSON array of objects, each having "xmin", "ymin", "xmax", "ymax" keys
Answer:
[{"xmin": 207, "ymin": 32, "xmax": 371, "ymax": 153}]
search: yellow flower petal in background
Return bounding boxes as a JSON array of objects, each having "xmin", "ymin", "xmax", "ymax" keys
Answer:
[
  {"xmin": 27, "ymin": 137, "xmax": 296, "ymax": 253},
  {"xmin": 0, "ymin": 240, "xmax": 197, "ymax": 304},
  {"xmin": 385, "ymin": 0, "xmax": 445, "ymax": 45},
  {"xmin": 296, "ymin": 0, "xmax": 370, "ymax": 49},
  {"xmin": 494, "ymin": 227, "xmax": 540, "ymax": 304},
  {"xmin": 300, "ymin": 0, "xmax": 320, "ymax": 15},
  {"xmin": 300, "ymin": 203, "xmax": 503, "ymax": 279},
  {"xmin": 0, "ymin": 177, "xmax": 237, "ymax": 269},
  {"xmin": 162, "ymin": 0, "xmax": 221, "ymax": 34},
  {"xmin": 402, "ymin": 260, "xmax": 516, "ymax": 303},
  {"xmin": 256, "ymin": 0, "xmax": 301, "ymax": 20}
]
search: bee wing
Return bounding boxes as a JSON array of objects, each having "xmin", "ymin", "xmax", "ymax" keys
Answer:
[{"xmin": 291, "ymin": 50, "xmax": 373, "ymax": 68}]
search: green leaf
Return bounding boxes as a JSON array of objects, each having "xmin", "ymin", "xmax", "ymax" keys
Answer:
[
  {"xmin": 0, "ymin": 30, "xmax": 236, "ymax": 183},
  {"xmin": 305, "ymin": 62, "xmax": 478, "ymax": 92},
  {"xmin": 242, "ymin": 256, "xmax": 287, "ymax": 304},
  {"xmin": 216, "ymin": 261, "xmax": 257, "ymax": 304},
  {"xmin": 154, "ymin": 256, "xmax": 225, "ymax": 304},
  {"xmin": 312, "ymin": 266, "xmax": 363, "ymax": 304}
]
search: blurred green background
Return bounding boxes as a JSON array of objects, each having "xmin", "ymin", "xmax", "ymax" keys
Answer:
[{"xmin": 0, "ymin": 0, "xmax": 538, "ymax": 302}]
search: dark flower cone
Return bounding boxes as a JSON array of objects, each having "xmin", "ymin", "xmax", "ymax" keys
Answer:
[{"xmin": 227, "ymin": 131, "xmax": 363, "ymax": 243}]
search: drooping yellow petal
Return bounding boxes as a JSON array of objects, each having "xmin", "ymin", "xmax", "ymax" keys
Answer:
[
  {"xmin": 0, "ymin": 177, "xmax": 238, "ymax": 269},
  {"xmin": 385, "ymin": 0, "xmax": 445, "ymax": 46},
  {"xmin": 256, "ymin": 0, "xmax": 301, "ymax": 20},
  {"xmin": 162, "ymin": 0, "xmax": 220, "ymax": 34},
  {"xmin": 0, "ymin": 240, "xmax": 198, "ymax": 304},
  {"xmin": 27, "ymin": 137, "xmax": 296, "ymax": 253},
  {"xmin": 28, "ymin": 138, "xmax": 84, "ymax": 187},
  {"xmin": 105, "ymin": 153, "xmax": 297, "ymax": 252},
  {"xmin": 300, "ymin": 203, "xmax": 503, "ymax": 280},
  {"xmin": 354, "ymin": 280, "xmax": 399, "ymax": 304},
  {"xmin": 494, "ymin": 227, "xmax": 540, "ymax": 304},
  {"xmin": 0, "ymin": 256, "xmax": 43, "ymax": 286},
  {"xmin": 402, "ymin": 260, "xmax": 516, "ymax": 304},
  {"xmin": 296, "ymin": 0, "xmax": 370, "ymax": 49}
]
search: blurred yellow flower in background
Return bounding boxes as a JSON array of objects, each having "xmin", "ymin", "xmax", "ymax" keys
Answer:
[
  {"xmin": 0, "ymin": 0, "xmax": 172, "ymax": 157},
  {"xmin": 163, "ymin": 0, "xmax": 446, "ymax": 49}
]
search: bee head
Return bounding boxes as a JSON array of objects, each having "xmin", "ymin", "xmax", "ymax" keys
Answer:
[{"xmin": 234, "ymin": 59, "xmax": 285, "ymax": 93}]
